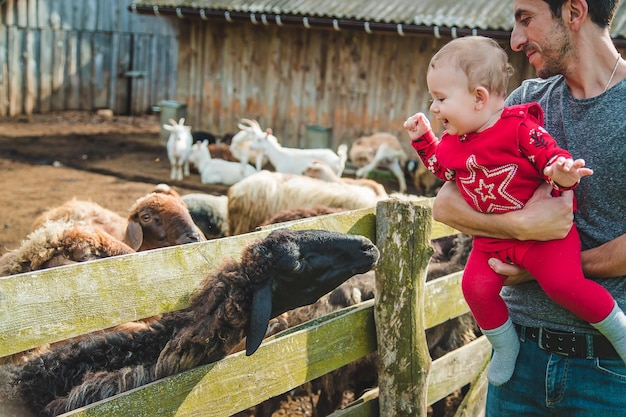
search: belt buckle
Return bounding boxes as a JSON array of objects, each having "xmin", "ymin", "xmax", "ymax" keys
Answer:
[{"xmin": 538, "ymin": 327, "xmax": 580, "ymax": 357}]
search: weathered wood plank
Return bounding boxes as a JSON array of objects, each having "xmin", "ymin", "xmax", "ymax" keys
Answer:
[
  {"xmin": 38, "ymin": 27, "xmax": 52, "ymax": 112},
  {"xmin": 65, "ymin": 31, "xmax": 80, "ymax": 109},
  {"xmin": 427, "ymin": 336, "xmax": 491, "ymax": 405},
  {"xmin": 7, "ymin": 26, "xmax": 22, "ymax": 116},
  {"xmin": 23, "ymin": 29, "xmax": 35, "ymax": 114},
  {"xmin": 50, "ymin": 29, "xmax": 66, "ymax": 110},
  {"xmin": 61, "ymin": 302, "xmax": 377, "ymax": 417},
  {"xmin": 375, "ymin": 199, "xmax": 433, "ymax": 416},
  {"xmin": 330, "ymin": 387, "xmax": 379, "ymax": 417},
  {"xmin": 15, "ymin": 0, "xmax": 26, "ymax": 28},
  {"xmin": 92, "ymin": 32, "xmax": 111, "ymax": 110},
  {"xmin": 0, "ymin": 26, "xmax": 8, "ymax": 116},
  {"xmin": 424, "ymin": 271, "xmax": 469, "ymax": 328},
  {"xmin": 79, "ymin": 30, "xmax": 93, "ymax": 110},
  {"xmin": 3, "ymin": 0, "xmax": 16, "ymax": 26}
]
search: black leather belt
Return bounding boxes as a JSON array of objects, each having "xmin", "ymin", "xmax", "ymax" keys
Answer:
[{"xmin": 515, "ymin": 324, "xmax": 620, "ymax": 359}]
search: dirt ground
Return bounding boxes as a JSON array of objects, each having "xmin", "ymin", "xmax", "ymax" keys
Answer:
[{"xmin": 0, "ymin": 111, "xmax": 460, "ymax": 416}]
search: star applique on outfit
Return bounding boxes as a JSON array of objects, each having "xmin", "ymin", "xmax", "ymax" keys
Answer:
[{"xmin": 459, "ymin": 156, "xmax": 523, "ymax": 212}]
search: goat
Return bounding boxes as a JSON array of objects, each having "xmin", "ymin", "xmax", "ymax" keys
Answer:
[
  {"xmin": 163, "ymin": 118, "xmax": 193, "ymax": 181},
  {"xmin": 250, "ymin": 129, "xmax": 349, "ymax": 177},
  {"xmin": 349, "ymin": 133, "xmax": 408, "ymax": 194},
  {"xmin": 304, "ymin": 160, "xmax": 388, "ymax": 197},
  {"xmin": 229, "ymin": 118, "xmax": 277, "ymax": 173},
  {"xmin": 4, "ymin": 229, "xmax": 380, "ymax": 417},
  {"xmin": 188, "ymin": 140, "xmax": 256, "ymax": 185},
  {"xmin": 227, "ymin": 171, "xmax": 384, "ymax": 235}
]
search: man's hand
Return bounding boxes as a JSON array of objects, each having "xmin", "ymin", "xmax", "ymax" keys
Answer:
[
  {"xmin": 489, "ymin": 258, "xmax": 535, "ymax": 285},
  {"xmin": 511, "ymin": 183, "xmax": 575, "ymax": 241}
]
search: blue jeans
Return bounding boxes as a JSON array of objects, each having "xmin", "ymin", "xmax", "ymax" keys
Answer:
[{"xmin": 486, "ymin": 328, "xmax": 626, "ymax": 416}]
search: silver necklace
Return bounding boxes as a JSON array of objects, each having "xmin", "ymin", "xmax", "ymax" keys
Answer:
[{"xmin": 604, "ymin": 53, "xmax": 621, "ymax": 93}]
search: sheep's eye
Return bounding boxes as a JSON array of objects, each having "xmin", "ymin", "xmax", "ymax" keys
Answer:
[
  {"xmin": 292, "ymin": 260, "xmax": 302, "ymax": 272},
  {"xmin": 141, "ymin": 213, "xmax": 151, "ymax": 222}
]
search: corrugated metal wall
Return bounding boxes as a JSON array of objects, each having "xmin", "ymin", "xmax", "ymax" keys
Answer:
[
  {"xmin": 175, "ymin": 21, "xmax": 538, "ymax": 150},
  {"xmin": 0, "ymin": 0, "xmax": 179, "ymax": 117}
]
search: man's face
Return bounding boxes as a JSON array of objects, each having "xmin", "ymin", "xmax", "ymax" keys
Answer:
[{"xmin": 511, "ymin": 0, "xmax": 572, "ymax": 78}]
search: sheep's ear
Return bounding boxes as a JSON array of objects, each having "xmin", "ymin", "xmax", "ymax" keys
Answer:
[
  {"xmin": 124, "ymin": 221, "xmax": 144, "ymax": 251},
  {"xmin": 246, "ymin": 280, "xmax": 272, "ymax": 356}
]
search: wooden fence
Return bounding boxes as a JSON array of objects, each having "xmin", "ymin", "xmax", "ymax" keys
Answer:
[
  {"xmin": 0, "ymin": 0, "xmax": 179, "ymax": 117},
  {"xmin": 0, "ymin": 199, "xmax": 490, "ymax": 417}
]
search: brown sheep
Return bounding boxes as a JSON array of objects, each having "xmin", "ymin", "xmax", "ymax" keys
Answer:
[
  {"xmin": 349, "ymin": 132, "xmax": 408, "ymax": 194},
  {"xmin": 31, "ymin": 190, "xmax": 205, "ymax": 252}
]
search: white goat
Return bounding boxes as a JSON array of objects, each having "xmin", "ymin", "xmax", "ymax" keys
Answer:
[
  {"xmin": 249, "ymin": 128, "xmax": 348, "ymax": 176},
  {"xmin": 349, "ymin": 132, "xmax": 408, "ymax": 194},
  {"xmin": 163, "ymin": 118, "xmax": 193, "ymax": 181},
  {"xmin": 229, "ymin": 118, "xmax": 276, "ymax": 173},
  {"xmin": 188, "ymin": 140, "xmax": 256, "ymax": 186}
]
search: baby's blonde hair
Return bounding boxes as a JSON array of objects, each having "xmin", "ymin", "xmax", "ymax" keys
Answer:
[{"xmin": 429, "ymin": 36, "xmax": 514, "ymax": 97}]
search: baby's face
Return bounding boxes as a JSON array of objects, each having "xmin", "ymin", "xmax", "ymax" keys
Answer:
[{"xmin": 427, "ymin": 65, "xmax": 481, "ymax": 136}]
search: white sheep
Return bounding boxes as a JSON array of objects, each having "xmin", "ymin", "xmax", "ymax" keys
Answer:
[
  {"xmin": 227, "ymin": 170, "xmax": 384, "ymax": 235},
  {"xmin": 229, "ymin": 118, "xmax": 276, "ymax": 173},
  {"xmin": 244, "ymin": 122, "xmax": 348, "ymax": 176},
  {"xmin": 349, "ymin": 132, "xmax": 408, "ymax": 194},
  {"xmin": 163, "ymin": 118, "xmax": 193, "ymax": 181},
  {"xmin": 304, "ymin": 160, "xmax": 388, "ymax": 198},
  {"xmin": 181, "ymin": 193, "xmax": 229, "ymax": 240},
  {"xmin": 188, "ymin": 140, "xmax": 256, "ymax": 185}
]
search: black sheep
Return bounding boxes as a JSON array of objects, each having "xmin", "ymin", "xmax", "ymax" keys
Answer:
[{"xmin": 6, "ymin": 228, "xmax": 379, "ymax": 417}]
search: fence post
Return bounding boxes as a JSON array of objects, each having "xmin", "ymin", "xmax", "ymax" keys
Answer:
[{"xmin": 374, "ymin": 199, "xmax": 434, "ymax": 416}]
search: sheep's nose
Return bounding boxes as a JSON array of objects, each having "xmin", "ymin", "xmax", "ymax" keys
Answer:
[{"xmin": 190, "ymin": 231, "xmax": 206, "ymax": 242}]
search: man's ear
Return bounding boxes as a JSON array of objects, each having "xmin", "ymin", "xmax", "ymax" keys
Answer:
[
  {"xmin": 474, "ymin": 86, "xmax": 489, "ymax": 111},
  {"xmin": 565, "ymin": 0, "xmax": 588, "ymax": 31}
]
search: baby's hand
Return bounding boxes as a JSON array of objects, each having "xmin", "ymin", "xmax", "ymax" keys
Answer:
[
  {"xmin": 404, "ymin": 113, "xmax": 431, "ymax": 141},
  {"xmin": 543, "ymin": 157, "xmax": 593, "ymax": 189}
]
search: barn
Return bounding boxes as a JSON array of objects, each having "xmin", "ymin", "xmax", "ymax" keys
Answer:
[
  {"xmin": 1, "ymin": 0, "xmax": 625, "ymax": 149},
  {"xmin": 128, "ymin": 0, "xmax": 542, "ymax": 149}
]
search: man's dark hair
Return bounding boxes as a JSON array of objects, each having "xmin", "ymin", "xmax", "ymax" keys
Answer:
[{"xmin": 543, "ymin": 0, "xmax": 618, "ymax": 27}]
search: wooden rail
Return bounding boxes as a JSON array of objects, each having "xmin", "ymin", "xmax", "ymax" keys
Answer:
[{"xmin": 0, "ymin": 199, "xmax": 489, "ymax": 417}]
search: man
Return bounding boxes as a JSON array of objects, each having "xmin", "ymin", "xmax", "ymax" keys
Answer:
[{"xmin": 432, "ymin": 0, "xmax": 626, "ymax": 415}]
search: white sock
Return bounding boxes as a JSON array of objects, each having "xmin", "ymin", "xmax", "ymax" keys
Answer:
[
  {"xmin": 592, "ymin": 303, "xmax": 626, "ymax": 365},
  {"xmin": 482, "ymin": 318, "xmax": 520, "ymax": 386}
]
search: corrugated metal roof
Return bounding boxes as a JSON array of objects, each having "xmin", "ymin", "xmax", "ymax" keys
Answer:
[{"xmin": 130, "ymin": 0, "xmax": 626, "ymax": 38}]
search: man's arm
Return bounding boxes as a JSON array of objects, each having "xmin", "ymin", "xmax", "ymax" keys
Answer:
[
  {"xmin": 582, "ymin": 234, "xmax": 626, "ymax": 278},
  {"xmin": 432, "ymin": 181, "xmax": 574, "ymax": 241}
]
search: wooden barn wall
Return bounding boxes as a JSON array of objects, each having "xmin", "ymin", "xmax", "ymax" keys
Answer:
[
  {"xmin": 175, "ymin": 21, "xmax": 538, "ymax": 150},
  {"xmin": 0, "ymin": 0, "xmax": 180, "ymax": 117}
]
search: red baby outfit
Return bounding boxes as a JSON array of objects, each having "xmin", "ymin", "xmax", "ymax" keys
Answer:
[{"xmin": 411, "ymin": 103, "xmax": 615, "ymax": 330}]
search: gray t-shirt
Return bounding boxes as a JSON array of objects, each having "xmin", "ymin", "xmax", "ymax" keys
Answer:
[{"xmin": 503, "ymin": 75, "xmax": 626, "ymax": 333}]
